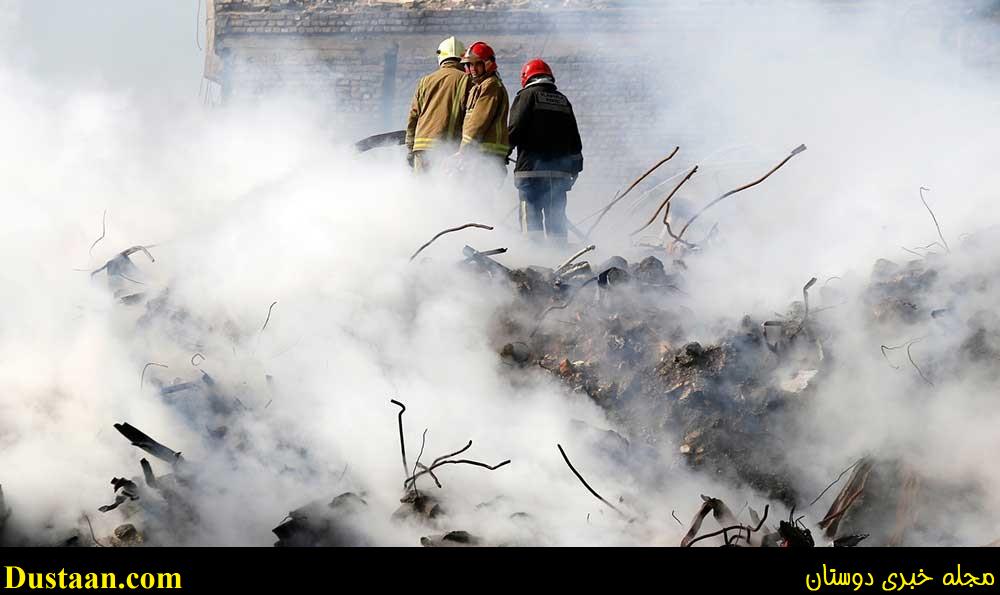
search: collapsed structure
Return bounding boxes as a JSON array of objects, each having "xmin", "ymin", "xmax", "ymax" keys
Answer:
[
  {"xmin": 2, "ymin": 152, "xmax": 995, "ymax": 547},
  {"xmin": 6, "ymin": 1, "xmax": 1000, "ymax": 550}
]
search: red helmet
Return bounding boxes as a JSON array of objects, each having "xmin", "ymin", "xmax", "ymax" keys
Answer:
[
  {"xmin": 520, "ymin": 59, "xmax": 553, "ymax": 88},
  {"xmin": 461, "ymin": 41, "xmax": 497, "ymax": 74}
]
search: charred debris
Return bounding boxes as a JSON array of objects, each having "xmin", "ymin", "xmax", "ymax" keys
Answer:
[
  {"xmin": 8, "ymin": 150, "xmax": 1000, "ymax": 547},
  {"xmin": 414, "ymin": 174, "xmax": 998, "ymax": 546}
]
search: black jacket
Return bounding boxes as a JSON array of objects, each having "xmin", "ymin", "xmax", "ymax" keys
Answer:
[{"xmin": 508, "ymin": 79, "xmax": 583, "ymax": 181}]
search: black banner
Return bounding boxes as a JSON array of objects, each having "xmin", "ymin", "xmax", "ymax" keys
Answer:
[{"xmin": 1, "ymin": 547, "xmax": 998, "ymax": 592}]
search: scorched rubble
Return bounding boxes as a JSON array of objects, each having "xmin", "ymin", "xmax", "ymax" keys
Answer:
[{"xmin": 6, "ymin": 225, "xmax": 1000, "ymax": 546}]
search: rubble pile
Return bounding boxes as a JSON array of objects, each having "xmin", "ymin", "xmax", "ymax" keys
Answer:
[
  {"xmin": 479, "ymin": 224, "xmax": 1000, "ymax": 546},
  {"xmin": 5, "ymin": 219, "xmax": 1000, "ymax": 548},
  {"xmin": 273, "ymin": 492, "xmax": 373, "ymax": 547},
  {"xmin": 493, "ymin": 250, "xmax": 824, "ymax": 505}
]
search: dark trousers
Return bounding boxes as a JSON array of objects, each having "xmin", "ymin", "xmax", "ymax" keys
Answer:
[{"xmin": 517, "ymin": 177, "xmax": 569, "ymax": 241}]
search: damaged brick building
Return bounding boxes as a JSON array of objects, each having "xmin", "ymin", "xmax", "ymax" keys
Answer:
[
  {"xmin": 202, "ymin": 0, "xmax": 696, "ymax": 185},
  {"xmin": 202, "ymin": 0, "xmax": 1000, "ymax": 187}
]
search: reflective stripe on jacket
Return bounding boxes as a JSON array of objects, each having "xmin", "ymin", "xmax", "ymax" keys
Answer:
[
  {"xmin": 405, "ymin": 62, "xmax": 470, "ymax": 152},
  {"xmin": 461, "ymin": 73, "xmax": 510, "ymax": 157}
]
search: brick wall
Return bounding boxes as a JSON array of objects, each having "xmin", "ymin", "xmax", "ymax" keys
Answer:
[
  {"xmin": 206, "ymin": 0, "xmax": 991, "ymax": 191},
  {"xmin": 207, "ymin": 0, "xmax": 692, "ymax": 191}
]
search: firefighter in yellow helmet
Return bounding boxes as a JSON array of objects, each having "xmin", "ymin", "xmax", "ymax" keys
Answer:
[
  {"xmin": 405, "ymin": 36, "xmax": 471, "ymax": 173},
  {"xmin": 455, "ymin": 41, "xmax": 510, "ymax": 180}
]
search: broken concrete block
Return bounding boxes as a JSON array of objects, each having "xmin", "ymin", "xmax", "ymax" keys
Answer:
[
  {"xmin": 499, "ymin": 342, "xmax": 532, "ymax": 365},
  {"xmin": 420, "ymin": 530, "xmax": 482, "ymax": 547},
  {"xmin": 779, "ymin": 369, "xmax": 818, "ymax": 394},
  {"xmin": 392, "ymin": 490, "xmax": 444, "ymax": 523},
  {"xmin": 595, "ymin": 256, "xmax": 628, "ymax": 273},
  {"xmin": 273, "ymin": 492, "xmax": 371, "ymax": 547},
  {"xmin": 112, "ymin": 524, "xmax": 144, "ymax": 546},
  {"xmin": 870, "ymin": 258, "xmax": 901, "ymax": 282},
  {"xmin": 631, "ymin": 256, "xmax": 668, "ymax": 285}
]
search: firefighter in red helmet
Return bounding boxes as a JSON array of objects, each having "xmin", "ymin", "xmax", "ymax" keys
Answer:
[
  {"xmin": 508, "ymin": 58, "xmax": 583, "ymax": 245},
  {"xmin": 455, "ymin": 41, "xmax": 510, "ymax": 180}
]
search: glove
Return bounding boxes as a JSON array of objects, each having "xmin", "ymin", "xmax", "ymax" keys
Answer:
[{"xmin": 406, "ymin": 152, "xmax": 415, "ymax": 169}]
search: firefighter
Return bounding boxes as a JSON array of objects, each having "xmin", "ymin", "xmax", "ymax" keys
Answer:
[
  {"xmin": 508, "ymin": 59, "xmax": 583, "ymax": 245},
  {"xmin": 455, "ymin": 41, "xmax": 510, "ymax": 181},
  {"xmin": 405, "ymin": 36, "xmax": 470, "ymax": 173}
]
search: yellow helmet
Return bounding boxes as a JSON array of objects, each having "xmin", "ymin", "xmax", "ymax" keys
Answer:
[{"xmin": 436, "ymin": 36, "xmax": 465, "ymax": 65}]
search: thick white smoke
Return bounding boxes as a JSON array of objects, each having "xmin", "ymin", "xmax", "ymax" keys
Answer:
[
  {"xmin": 2, "ymin": 0, "xmax": 1000, "ymax": 546},
  {"xmin": 0, "ymin": 1, "xmax": 716, "ymax": 546},
  {"xmin": 609, "ymin": 0, "xmax": 1000, "ymax": 544}
]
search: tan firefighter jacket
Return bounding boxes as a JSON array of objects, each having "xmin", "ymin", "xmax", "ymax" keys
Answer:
[
  {"xmin": 405, "ymin": 62, "xmax": 470, "ymax": 153},
  {"xmin": 460, "ymin": 73, "xmax": 510, "ymax": 158}
]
